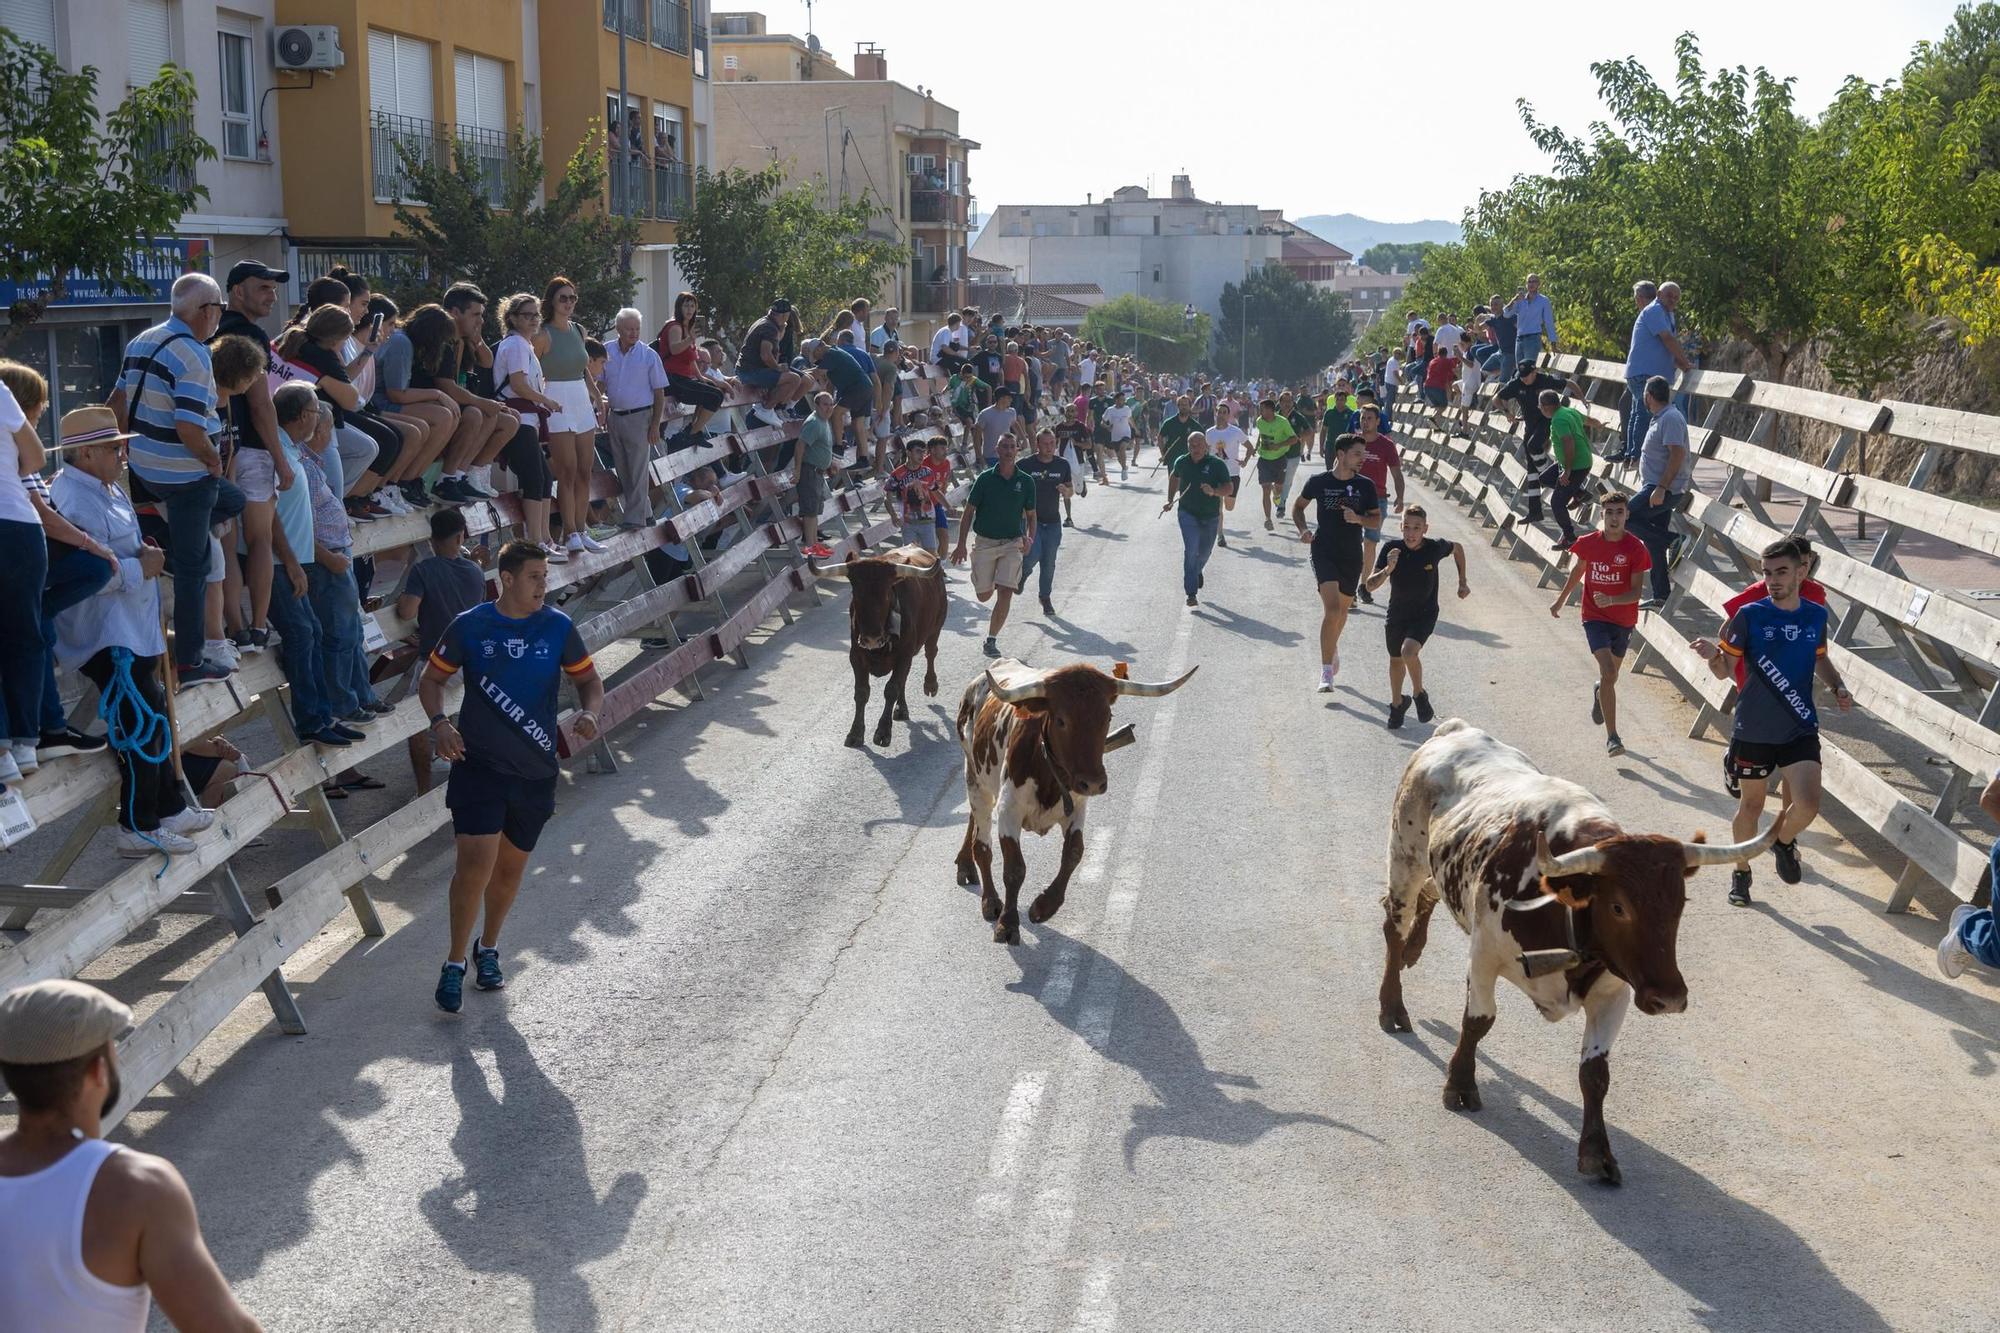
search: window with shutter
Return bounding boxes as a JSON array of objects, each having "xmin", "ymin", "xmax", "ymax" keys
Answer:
[
  {"xmin": 127, "ymin": 0, "xmax": 173, "ymax": 88},
  {"xmin": 0, "ymin": 0, "xmax": 57, "ymax": 53},
  {"xmin": 368, "ymin": 29, "xmax": 434, "ymax": 119},
  {"xmin": 454, "ymin": 50, "xmax": 506, "ymax": 132}
]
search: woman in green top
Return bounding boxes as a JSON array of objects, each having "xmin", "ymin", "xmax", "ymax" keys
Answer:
[{"xmin": 534, "ymin": 275, "xmax": 609, "ymax": 555}]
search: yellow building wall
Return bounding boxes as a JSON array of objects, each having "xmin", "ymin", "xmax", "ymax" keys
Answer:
[
  {"xmin": 711, "ymin": 38, "xmax": 845, "ymax": 83},
  {"xmin": 276, "ymin": 0, "xmax": 525, "ymax": 240},
  {"xmin": 538, "ymin": 15, "xmax": 695, "ymax": 244}
]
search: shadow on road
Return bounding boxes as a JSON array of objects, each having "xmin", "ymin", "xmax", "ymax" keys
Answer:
[
  {"xmin": 1428, "ymin": 617, "xmax": 1510, "ymax": 649},
  {"xmin": 1191, "ymin": 604, "xmax": 1304, "ymax": 648},
  {"xmin": 1407, "ymin": 1019, "xmax": 1890, "ymax": 1333},
  {"xmin": 1031, "ymin": 614, "xmax": 1140, "ymax": 662},
  {"xmin": 1005, "ymin": 931, "xmax": 1379, "ymax": 1168},
  {"xmin": 422, "ymin": 1022, "xmax": 646, "ymax": 1332}
]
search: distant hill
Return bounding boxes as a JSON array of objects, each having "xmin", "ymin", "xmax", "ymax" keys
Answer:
[{"xmin": 1296, "ymin": 214, "xmax": 1462, "ymax": 257}]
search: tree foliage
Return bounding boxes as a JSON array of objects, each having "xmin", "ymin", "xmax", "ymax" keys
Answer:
[
  {"xmin": 1213, "ymin": 265, "xmax": 1355, "ymax": 383},
  {"xmin": 1359, "ymin": 8, "xmax": 2000, "ymax": 394},
  {"xmin": 1078, "ymin": 294, "xmax": 1211, "ymax": 374},
  {"xmin": 672, "ymin": 162, "xmax": 907, "ymax": 347},
  {"xmin": 389, "ymin": 126, "xmax": 640, "ymax": 335},
  {"xmin": 1358, "ymin": 242, "xmax": 1436, "ymax": 275},
  {"xmin": 0, "ymin": 31, "xmax": 214, "ymax": 324}
]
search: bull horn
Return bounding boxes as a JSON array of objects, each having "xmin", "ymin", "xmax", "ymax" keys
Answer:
[
  {"xmin": 893, "ymin": 562, "xmax": 937, "ymax": 582},
  {"xmin": 1111, "ymin": 664, "xmax": 1198, "ymax": 699},
  {"xmin": 1536, "ymin": 828, "xmax": 1607, "ymax": 879},
  {"xmin": 1682, "ymin": 814, "xmax": 1785, "ymax": 868},
  {"xmin": 817, "ymin": 562, "xmax": 853, "ymax": 581},
  {"xmin": 986, "ymin": 668, "xmax": 1049, "ymax": 705}
]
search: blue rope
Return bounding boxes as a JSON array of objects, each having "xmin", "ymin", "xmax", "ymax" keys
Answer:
[{"xmin": 97, "ymin": 648, "xmax": 174, "ymax": 874}]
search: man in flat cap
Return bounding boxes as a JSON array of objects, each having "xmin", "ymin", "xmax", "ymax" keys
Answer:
[{"xmin": 0, "ymin": 979, "xmax": 261, "ymax": 1331}]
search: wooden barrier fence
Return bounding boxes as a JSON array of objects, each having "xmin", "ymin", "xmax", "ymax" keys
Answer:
[
  {"xmin": 0, "ymin": 365, "xmax": 995, "ymax": 1128},
  {"xmin": 1389, "ymin": 352, "xmax": 2000, "ymax": 913}
]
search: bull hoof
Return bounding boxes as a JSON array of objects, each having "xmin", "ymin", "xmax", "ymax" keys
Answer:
[
  {"xmin": 1027, "ymin": 892, "xmax": 1064, "ymax": 923},
  {"xmin": 844, "ymin": 728, "xmax": 865, "ymax": 749},
  {"xmin": 1441, "ymin": 1083, "xmax": 1482, "ymax": 1113},
  {"xmin": 956, "ymin": 861, "xmax": 979, "ymax": 887},
  {"xmin": 1578, "ymin": 1147, "xmax": 1622, "ymax": 1187},
  {"xmin": 872, "ymin": 726, "xmax": 892, "ymax": 747},
  {"xmin": 923, "ymin": 674, "xmax": 938, "ymax": 697},
  {"xmin": 1378, "ymin": 1005, "xmax": 1412, "ymax": 1034},
  {"xmin": 992, "ymin": 916, "xmax": 1022, "ymax": 946},
  {"xmin": 980, "ymin": 892, "xmax": 1001, "ymax": 922}
]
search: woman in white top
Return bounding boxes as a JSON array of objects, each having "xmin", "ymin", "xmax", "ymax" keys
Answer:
[
  {"xmin": 493, "ymin": 293, "xmax": 565, "ymax": 562},
  {"xmin": 533, "ymin": 276, "xmax": 609, "ymax": 556},
  {"xmin": 0, "ymin": 372, "xmax": 47, "ymax": 781}
]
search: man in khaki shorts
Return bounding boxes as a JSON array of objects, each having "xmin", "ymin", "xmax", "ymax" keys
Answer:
[{"xmin": 951, "ymin": 433, "xmax": 1037, "ymax": 658}]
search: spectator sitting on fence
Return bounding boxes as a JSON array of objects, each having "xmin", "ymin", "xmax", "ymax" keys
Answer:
[
  {"xmin": 435, "ymin": 285, "xmax": 528, "ymax": 499},
  {"xmin": 276, "ymin": 305, "xmax": 400, "ymax": 520},
  {"xmin": 107, "ymin": 272, "xmax": 246, "ymax": 687},
  {"xmin": 366, "ymin": 293, "xmax": 467, "ymax": 500},
  {"xmin": 47, "ymin": 406, "xmax": 216, "ymax": 854},
  {"xmin": 301, "ymin": 274, "xmax": 423, "ymax": 515},
  {"xmin": 739, "ymin": 299, "xmax": 806, "ymax": 429},
  {"xmin": 398, "ymin": 507, "xmax": 490, "ymax": 795},
  {"xmin": 0, "ymin": 361, "xmax": 114, "ymax": 769},
  {"xmin": 265, "ymin": 384, "xmax": 354, "ymax": 749},
  {"xmin": 655, "ymin": 293, "xmax": 724, "ymax": 449},
  {"xmin": 696, "ymin": 341, "xmax": 737, "ymax": 394}
]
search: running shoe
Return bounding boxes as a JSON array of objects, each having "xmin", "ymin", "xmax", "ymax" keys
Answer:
[
  {"xmin": 1217, "ymin": 533, "xmax": 1229, "ymax": 548},
  {"xmin": 431, "ymin": 477, "xmax": 470, "ymax": 503},
  {"xmin": 542, "ymin": 541, "xmax": 569, "ymax": 564},
  {"xmin": 37, "ymin": 727, "xmax": 107, "ymax": 760},
  {"xmin": 472, "ymin": 944, "xmax": 505, "ymax": 991},
  {"xmin": 116, "ymin": 828, "xmax": 196, "ymax": 857},
  {"xmin": 8, "ymin": 742, "xmax": 37, "ymax": 776},
  {"xmin": 571, "ymin": 531, "xmax": 610, "ymax": 555},
  {"xmin": 1358, "ymin": 587, "xmax": 1374, "ymax": 605},
  {"xmin": 587, "ymin": 523, "xmax": 622, "ymax": 542},
  {"xmin": 1040, "ymin": 598, "xmax": 1055, "ymax": 616},
  {"xmin": 1590, "ymin": 684, "xmax": 1604, "ymax": 725},
  {"xmin": 1728, "ymin": 868, "xmax": 1753, "ymax": 908},
  {"xmin": 982, "ymin": 636, "xmax": 1000, "ymax": 658},
  {"xmin": 1187, "ymin": 596, "xmax": 1198, "ymax": 608},
  {"xmin": 1552, "ymin": 537, "xmax": 1576, "ymax": 552},
  {"xmin": 1413, "ymin": 691, "xmax": 1434, "ymax": 723},
  {"xmin": 177, "ymin": 661, "xmax": 234, "ymax": 687},
  {"xmin": 1315, "ymin": 673, "xmax": 1333, "ymax": 694},
  {"xmin": 804, "ymin": 542, "xmax": 834, "ymax": 559},
  {"xmin": 747, "ymin": 404, "xmax": 784, "ymax": 429},
  {"xmin": 246, "ymin": 626, "xmax": 271, "ymax": 652},
  {"xmin": 435, "ymin": 962, "xmax": 465, "ymax": 1013},
  {"xmin": 1605, "ymin": 733, "xmax": 1625, "ymax": 757},
  {"xmin": 1264, "ymin": 517, "xmax": 1275, "ymax": 532},
  {"xmin": 1937, "ymin": 905, "xmax": 1976, "ymax": 979},
  {"xmin": 1387, "ymin": 697, "xmax": 1410, "ymax": 729},
  {"xmin": 1773, "ymin": 838, "xmax": 1803, "ymax": 885},
  {"xmin": 160, "ymin": 806, "xmax": 215, "ymax": 836}
]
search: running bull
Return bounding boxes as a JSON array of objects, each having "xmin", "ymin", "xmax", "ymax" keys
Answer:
[
  {"xmin": 955, "ymin": 659, "xmax": 1196, "ymax": 945},
  {"xmin": 822, "ymin": 545, "xmax": 947, "ymax": 749},
  {"xmin": 1380, "ymin": 720, "xmax": 1781, "ymax": 1185}
]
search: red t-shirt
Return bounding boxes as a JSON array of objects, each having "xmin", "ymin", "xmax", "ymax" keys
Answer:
[
  {"xmin": 1723, "ymin": 578, "xmax": 1828, "ymax": 684},
  {"xmin": 1424, "ymin": 354, "xmax": 1460, "ymax": 390},
  {"xmin": 654, "ymin": 320, "xmax": 700, "ymax": 378},
  {"xmin": 1358, "ymin": 435, "xmax": 1401, "ymax": 494},
  {"xmin": 1569, "ymin": 531, "xmax": 1652, "ymax": 627}
]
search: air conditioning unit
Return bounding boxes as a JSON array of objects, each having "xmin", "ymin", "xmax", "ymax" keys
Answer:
[{"xmin": 273, "ymin": 25, "xmax": 344, "ymax": 72}]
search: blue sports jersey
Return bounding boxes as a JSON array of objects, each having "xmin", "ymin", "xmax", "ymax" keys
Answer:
[
  {"xmin": 429, "ymin": 602, "xmax": 593, "ymax": 779},
  {"xmin": 1721, "ymin": 598, "xmax": 1828, "ymax": 743}
]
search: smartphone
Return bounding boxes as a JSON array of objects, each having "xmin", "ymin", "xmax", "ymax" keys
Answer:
[{"xmin": 368, "ymin": 312, "xmax": 385, "ymax": 339}]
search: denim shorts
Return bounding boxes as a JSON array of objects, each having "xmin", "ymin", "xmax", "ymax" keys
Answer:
[{"xmin": 740, "ymin": 366, "xmax": 782, "ymax": 389}]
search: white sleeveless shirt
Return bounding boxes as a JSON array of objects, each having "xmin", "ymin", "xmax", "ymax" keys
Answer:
[{"xmin": 0, "ymin": 1137, "xmax": 151, "ymax": 1332}]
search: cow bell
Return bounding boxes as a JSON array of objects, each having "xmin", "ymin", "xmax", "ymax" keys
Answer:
[
  {"xmin": 1518, "ymin": 948, "xmax": 1584, "ymax": 978},
  {"xmin": 1104, "ymin": 722, "xmax": 1136, "ymax": 754}
]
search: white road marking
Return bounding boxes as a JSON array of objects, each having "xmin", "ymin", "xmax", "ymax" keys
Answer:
[
  {"xmin": 975, "ymin": 1070, "xmax": 1051, "ymax": 1216},
  {"xmin": 1005, "ymin": 607, "xmax": 1197, "ymax": 1331},
  {"xmin": 1069, "ymin": 1260, "xmax": 1119, "ymax": 1333}
]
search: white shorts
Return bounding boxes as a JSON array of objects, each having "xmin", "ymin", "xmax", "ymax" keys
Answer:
[
  {"xmin": 545, "ymin": 377, "xmax": 599, "ymax": 435},
  {"xmin": 234, "ymin": 447, "xmax": 278, "ymax": 503}
]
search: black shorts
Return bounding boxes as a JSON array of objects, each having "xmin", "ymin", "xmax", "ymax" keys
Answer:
[
  {"xmin": 666, "ymin": 372, "xmax": 724, "ymax": 413},
  {"xmin": 1312, "ymin": 542, "xmax": 1364, "ymax": 596},
  {"xmin": 1256, "ymin": 456, "xmax": 1288, "ymax": 484},
  {"xmin": 838, "ymin": 385, "xmax": 874, "ymax": 417},
  {"xmin": 1724, "ymin": 733, "xmax": 1822, "ymax": 797},
  {"xmin": 1384, "ymin": 609, "xmax": 1439, "ymax": 655},
  {"xmin": 447, "ymin": 760, "xmax": 558, "ymax": 851}
]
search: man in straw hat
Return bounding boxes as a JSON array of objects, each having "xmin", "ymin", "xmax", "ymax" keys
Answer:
[{"xmin": 0, "ymin": 979, "xmax": 262, "ymax": 1330}]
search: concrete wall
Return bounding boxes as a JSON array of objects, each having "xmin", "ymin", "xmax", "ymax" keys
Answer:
[
  {"xmin": 970, "ymin": 232, "xmax": 1278, "ymax": 321},
  {"xmin": 711, "ymin": 35, "xmax": 845, "ymax": 83}
]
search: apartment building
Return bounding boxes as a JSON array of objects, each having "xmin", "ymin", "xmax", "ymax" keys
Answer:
[
  {"xmin": 708, "ymin": 17, "xmax": 974, "ymax": 344},
  {"xmin": 0, "ymin": 0, "xmax": 290, "ymax": 431}
]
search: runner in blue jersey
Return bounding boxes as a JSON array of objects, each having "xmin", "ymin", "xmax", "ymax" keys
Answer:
[
  {"xmin": 420, "ymin": 539, "xmax": 605, "ymax": 1011},
  {"xmin": 1692, "ymin": 535, "xmax": 1853, "ymax": 907}
]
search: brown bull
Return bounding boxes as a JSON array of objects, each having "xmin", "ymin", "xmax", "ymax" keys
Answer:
[
  {"xmin": 955, "ymin": 659, "xmax": 1195, "ymax": 944},
  {"xmin": 822, "ymin": 546, "xmax": 947, "ymax": 749}
]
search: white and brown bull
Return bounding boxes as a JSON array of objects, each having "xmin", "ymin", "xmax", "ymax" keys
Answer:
[
  {"xmin": 1380, "ymin": 720, "xmax": 1781, "ymax": 1185},
  {"xmin": 955, "ymin": 659, "xmax": 1195, "ymax": 945}
]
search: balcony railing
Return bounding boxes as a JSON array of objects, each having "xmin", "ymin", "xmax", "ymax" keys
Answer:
[
  {"xmin": 909, "ymin": 187, "xmax": 967, "ymax": 227},
  {"xmin": 602, "ymin": 0, "xmax": 645, "ymax": 40},
  {"xmin": 372, "ymin": 111, "xmax": 515, "ymax": 207},
  {"xmin": 651, "ymin": 0, "xmax": 689, "ymax": 52},
  {"xmin": 910, "ymin": 278, "xmax": 965, "ymax": 314},
  {"xmin": 139, "ymin": 117, "xmax": 198, "ymax": 194},
  {"xmin": 609, "ymin": 156, "xmax": 695, "ymax": 221}
]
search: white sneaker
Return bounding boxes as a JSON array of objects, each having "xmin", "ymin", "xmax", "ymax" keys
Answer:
[
  {"xmin": 470, "ymin": 465, "xmax": 495, "ymax": 494},
  {"xmin": 204, "ymin": 638, "xmax": 240, "ymax": 668},
  {"xmin": 376, "ymin": 487, "xmax": 411, "ymax": 516},
  {"xmin": 160, "ymin": 806, "xmax": 216, "ymax": 836},
  {"xmin": 748, "ymin": 404, "xmax": 784, "ymax": 429},
  {"xmin": 543, "ymin": 541, "xmax": 569, "ymax": 564},
  {"xmin": 117, "ymin": 827, "xmax": 198, "ymax": 857},
  {"xmin": 3, "ymin": 745, "xmax": 29, "ymax": 778},
  {"xmin": 1938, "ymin": 905, "xmax": 1977, "ymax": 979}
]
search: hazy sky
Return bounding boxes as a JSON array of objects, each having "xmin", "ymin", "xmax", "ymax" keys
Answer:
[{"xmin": 789, "ymin": 0, "xmax": 1967, "ymax": 224}]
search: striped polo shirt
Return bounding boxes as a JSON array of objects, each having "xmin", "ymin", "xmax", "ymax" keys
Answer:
[{"xmin": 115, "ymin": 316, "xmax": 218, "ymax": 488}]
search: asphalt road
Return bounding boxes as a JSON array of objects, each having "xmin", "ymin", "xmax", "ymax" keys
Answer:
[{"xmin": 123, "ymin": 462, "xmax": 1997, "ymax": 1333}]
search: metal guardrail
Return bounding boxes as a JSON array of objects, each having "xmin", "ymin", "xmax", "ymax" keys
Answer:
[
  {"xmin": 603, "ymin": 0, "xmax": 645, "ymax": 39},
  {"xmin": 370, "ymin": 112, "xmax": 514, "ymax": 207},
  {"xmin": 651, "ymin": 0, "xmax": 690, "ymax": 52}
]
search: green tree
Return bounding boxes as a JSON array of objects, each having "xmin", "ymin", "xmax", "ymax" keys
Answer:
[
  {"xmin": 1213, "ymin": 265, "xmax": 1355, "ymax": 382},
  {"xmin": 388, "ymin": 126, "xmax": 641, "ymax": 335},
  {"xmin": 0, "ymin": 31, "xmax": 214, "ymax": 325},
  {"xmin": 1078, "ymin": 294, "xmax": 1210, "ymax": 374},
  {"xmin": 672, "ymin": 162, "xmax": 906, "ymax": 347},
  {"xmin": 1358, "ymin": 242, "xmax": 1437, "ymax": 275}
]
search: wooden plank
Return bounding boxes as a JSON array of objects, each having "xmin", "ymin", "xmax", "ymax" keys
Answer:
[
  {"xmin": 0, "ymin": 885, "xmax": 219, "ymax": 916},
  {"xmin": 1818, "ymin": 741, "xmax": 1986, "ymax": 901},
  {"xmin": 1843, "ymin": 474, "xmax": 2000, "ymax": 559},
  {"xmin": 1632, "ymin": 615, "xmax": 1734, "ymax": 710},
  {"xmin": 1740, "ymin": 380, "xmax": 1890, "ymax": 434},
  {"xmin": 103, "ymin": 789, "xmax": 451, "ymax": 1131},
  {"xmin": 575, "ymin": 575, "xmax": 696, "ymax": 649},
  {"xmin": 1707, "ymin": 434, "xmax": 1852, "ymax": 505},
  {"xmin": 1879, "ymin": 399, "xmax": 2000, "ymax": 458},
  {"xmin": 691, "ymin": 524, "xmax": 779, "ymax": 600},
  {"xmin": 565, "ymin": 634, "xmax": 718, "ymax": 746},
  {"xmin": 710, "ymin": 566, "xmax": 812, "ymax": 657}
]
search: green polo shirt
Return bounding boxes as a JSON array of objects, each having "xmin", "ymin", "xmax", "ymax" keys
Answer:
[
  {"xmin": 1253, "ymin": 414, "xmax": 1297, "ymax": 461},
  {"xmin": 967, "ymin": 465, "xmax": 1037, "ymax": 540},
  {"xmin": 1172, "ymin": 454, "xmax": 1232, "ymax": 519},
  {"xmin": 1160, "ymin": 415, "xmax": 1196, "ymax": 471}
]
